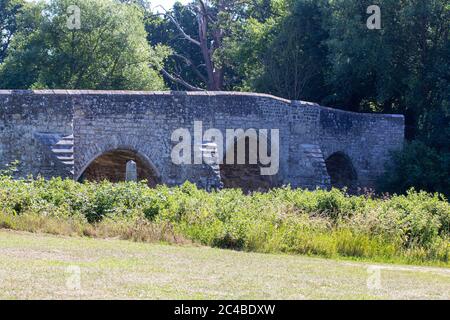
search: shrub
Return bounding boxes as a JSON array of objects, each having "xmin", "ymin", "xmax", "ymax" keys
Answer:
[
  {"xmin": 379, "ymin": 141, "xmax": 450, "ymax": 198},
  {"xmin": 0, "ymin": 176, "xmax": 448, "ymax": 266}
]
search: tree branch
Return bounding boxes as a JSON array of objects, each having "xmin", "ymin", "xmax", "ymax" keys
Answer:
[
  {"xmin": 172, "ymin": 52, "xmax": 208, "ymax": 83},
  {"xmin": 154, "ymin": 5, "xmax": 201, "ymax": 47},
  {"xmin": 160, "ymin": 68, "xmax": 205, "ymax": 91}
]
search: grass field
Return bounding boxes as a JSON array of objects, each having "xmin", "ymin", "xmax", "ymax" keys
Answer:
[{"xmin": 0, "ymin": 230, "xmax": 448, "ymax": 300}]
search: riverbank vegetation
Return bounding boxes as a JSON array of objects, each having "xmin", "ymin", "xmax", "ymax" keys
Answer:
[{"xmin": 0, "ymin": 177, "xmax": 448, "ymax": 266}]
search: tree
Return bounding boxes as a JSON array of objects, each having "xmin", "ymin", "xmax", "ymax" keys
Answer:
[
  {"xmin": 0, "ymin": 0, "xmax": 24, "ymax": 63},
  {"xmin": 221, "ymin": 0, "xmax": 330, "ymax": 100},
  {"xmin": 252, "ymin": 0, "xmax": 329, "ymax": 101},
  {"xmin": 0, "ymin": 0, "xmax": 168, "ymax": 90},
  {"xmin": 219, "ymin": 0, "xmax": 286, "ymax": 92},
  {"xmin": 150, "ymin": 0, "xmax": 253, "ymax": 91},
  {"xmin": 146, "ymin": 2, "xmax": 206, "ymax": 90},
  {"xmin": 325, "ymin": 0, "xmax": 450, "ymax": 138},
  {"xmin": 325, "ymin": 0, "xmax": 449, "ymax": 195}
]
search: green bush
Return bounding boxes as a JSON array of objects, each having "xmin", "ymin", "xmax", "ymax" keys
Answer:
[
  {"xmin": 379, "ymin": 141, "xmax": 450, "ymax": 198},
  {"xmin": 0, "ymin": 175, "xmax": 448, "ymax": 266}
]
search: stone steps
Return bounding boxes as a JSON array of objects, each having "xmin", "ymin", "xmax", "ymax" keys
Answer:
[
  {"xmin": 51, "ymin": 135, "xmax": 74, "ymax": 171},
  {"xmin": 298, "ymin": 144, "xmax": 331, "ymax": 189},
  {"xmin": 34, "ymin": 133, "xmax": 74, "ymax": 176}
]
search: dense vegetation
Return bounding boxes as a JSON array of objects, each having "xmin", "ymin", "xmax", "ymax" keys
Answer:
[
  {"xmin": 0, "ymin": 0, "xmax": 168, "ymax": 90},
  {"xmin": 0, "ymin": 0, "xmax": 449, "ymax": 195},
  {"xmin": 0, "ymin": 176, "xmax": 448, "ymax": 266}
]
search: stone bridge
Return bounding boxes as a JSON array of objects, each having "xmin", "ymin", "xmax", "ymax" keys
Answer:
[{"xmin": 0, "ymin": 90, "xmax": 404, "ymax": 191}]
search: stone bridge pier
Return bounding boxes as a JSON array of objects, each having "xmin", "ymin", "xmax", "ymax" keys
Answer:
[{"xmin": 0, "ymin": 90, "xmax": 404, "ymax": 192}]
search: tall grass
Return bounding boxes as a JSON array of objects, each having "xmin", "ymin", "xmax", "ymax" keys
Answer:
[{"xmin": 0, "ymin": 176, "xmax": 448, "ymax": 266}]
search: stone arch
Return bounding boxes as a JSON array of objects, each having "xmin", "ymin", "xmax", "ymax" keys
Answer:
[
  {"xmin": 219, "ymin": 130, "xmax": 280, "ymax": 193},
  {"xmin": 325, "ymin": 152, "xmax": 357, "ymax": 191},
  {"xmin": 76, "ymin": 148, "xmax": 161, "ymax": 186}
]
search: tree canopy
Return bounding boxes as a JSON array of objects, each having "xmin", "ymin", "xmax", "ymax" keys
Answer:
[
  {"xmin": 0, "ymin": 0, "xmax": 24, "ymax": 63},
  {"xmin": 0, "ymin": 0, "xmax": 168, "ymax": 90}
]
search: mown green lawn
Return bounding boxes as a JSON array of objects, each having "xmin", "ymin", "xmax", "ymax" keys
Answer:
[{"xmin": 0, "ymin": 230, "xmax": 448, "ymax": 300}]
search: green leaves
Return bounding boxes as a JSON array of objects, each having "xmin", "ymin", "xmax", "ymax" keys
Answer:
[
  {"xmin": 0, "ymin": 177, "xmax": 448, "ymax": 264},
  {"xmin": 0, "ymin": 0, "xmax": 168, "ymax": 90},
  {"xmin": 379, "ymin": 141, "xmax": 450, "ymax": 198},
  {"xmin": 0, "ymin": 0, "xmax": 24, "ymax": 63}
]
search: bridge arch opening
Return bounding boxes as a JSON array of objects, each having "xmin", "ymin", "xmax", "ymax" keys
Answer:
[
  {"xmin": 219, "ymin": 134, "xmax": 280, "ymax": 193},
  {"xmin": 78, "ymin": 149, "xmax": 160, "ymax": 186},
  {"xmin": 325, "ymin": 152, "xmax": 357, "ymax": 191}
]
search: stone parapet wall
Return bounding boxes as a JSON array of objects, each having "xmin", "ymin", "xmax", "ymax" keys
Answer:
[{"xmin": 0, "ymin": 90, "xmax": 404, "ymax": 191}]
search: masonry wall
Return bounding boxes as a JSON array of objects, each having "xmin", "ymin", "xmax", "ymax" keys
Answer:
[
  {"xmin": 316, "ymin": 106, "xmax": 405, "ymax": 188},
  {"xmin": 72, "ymin": 91, "xmax": 293, "ymax": 189},
  {"xmin": 0, "ymin": 90, "xmax": 73, "ymax": 179},
  {"xmin": 288, "ymin": 101, "xmax": 405, "ymax": 189},
  {"xmin": 0, "ymin": 90, "xmax": 405, "ymax": 191}
]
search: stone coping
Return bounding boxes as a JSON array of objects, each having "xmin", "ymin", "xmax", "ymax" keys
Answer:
[{"xmin": 0, "ymin": 89, "xmax": 404, "ymax": 119}]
